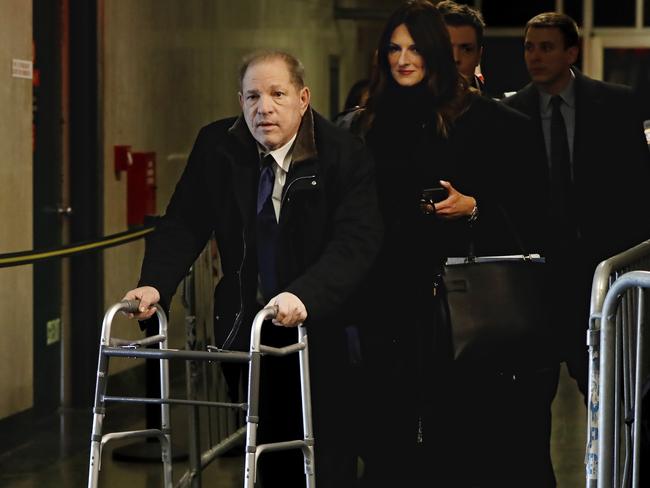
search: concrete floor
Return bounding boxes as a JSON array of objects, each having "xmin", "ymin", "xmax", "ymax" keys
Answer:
[
  {"xmin": 0, "ymin": 364, "xmax": 586, "ymax": 488},
  {"xmin": 550, "ymin": 364, "xmax": 588, "ymax": 487}
]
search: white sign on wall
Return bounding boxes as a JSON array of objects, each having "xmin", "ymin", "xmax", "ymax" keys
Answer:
[{"xmin": 12, "ymin": 59, "xmax": 33, "ymax": 79}]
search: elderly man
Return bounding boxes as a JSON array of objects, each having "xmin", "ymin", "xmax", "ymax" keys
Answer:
[{"xmin": 124, "ymin": 50, "xmax": 382, "ymax": 487}]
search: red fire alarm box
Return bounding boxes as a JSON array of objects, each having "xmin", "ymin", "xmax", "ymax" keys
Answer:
[
  {"xmin": 114, "ymin": 145, "xmax": 132, "ymax": 179},
  {"xmin": 127, "ymin": 151, "xmax": 156, "ymax": 226}
]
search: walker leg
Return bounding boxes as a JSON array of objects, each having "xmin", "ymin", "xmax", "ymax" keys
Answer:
[
  {"xmin": 244, "ymin": 351, "xmax": 262, "ymax": 488},
  {"xmin": 159, "ymin": 335, "xmax": 173, "ymax": 487},
  {"xmin": 87, "ymin": 348, "xmax": 110, "ymax": 488},
  {"xmin": 298, "ymin": 327, "xmax": 316, "ymax": 488}
]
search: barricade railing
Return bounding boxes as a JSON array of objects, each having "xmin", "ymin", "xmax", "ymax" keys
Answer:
[
  {"xmin": 586, "ymin": 240, "xmax": 650, "ymax": 487},
  {"xmin": 596, "ymin": 271, "xmax": 650, "ymax": 488},
  {"xmin": 178, "ymin": 241, "xmax": 245, "ymax": 487}
]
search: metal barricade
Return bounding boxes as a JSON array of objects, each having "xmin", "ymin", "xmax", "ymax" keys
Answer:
[
  {"xmin": 586, "ymin": 240, "xmax": 650, "ymax": 487},
  {"xmin": 179, "ymin": 243, "xmax": 245, "ymax": 487},
  {"xmin": 87, "ymin": 301, "xmax": 316, "ymax": 488},
  {"xmin": 597, "ymin": 271, "xmax": 650, "ymax": 488}
]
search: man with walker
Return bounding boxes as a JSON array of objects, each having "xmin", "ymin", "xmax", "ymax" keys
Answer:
[{"xmin": 123, "ymin": 50, "xmax": 382, "ymax": 487}]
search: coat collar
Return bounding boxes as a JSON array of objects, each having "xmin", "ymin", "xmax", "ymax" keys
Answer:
[
  {"xmin": 519, "ymin": 67, "xmax": 596, "ymax": 171},
  {"xmin": 519, "ymin": 66, "xmax": 592, "ymax": 117},
  {"xmin": 224, "ymin": 107, "xmax": 319, "ymax": 225},
  {"xmin": 571, "ymin": 68, "xmax": 601, "ymax": 171},
  {"xmin": 516, "ymin": 83, "xmax": 541, "ymax": 118},
  {"xmin": 572, "ymin": 68, "xmax": 604, "ymax": 114},
  {"xmin": 227, "ymin": 107, "xmax": 318, "ymax": 166}
]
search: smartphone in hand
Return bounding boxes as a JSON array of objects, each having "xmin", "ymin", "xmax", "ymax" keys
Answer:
[{"xmin": 421, "ymin": 187, "xmax": 448, "ymax": 204}]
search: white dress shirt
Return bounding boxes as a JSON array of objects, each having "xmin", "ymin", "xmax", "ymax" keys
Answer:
[{"xmin": 259, "ymin": 133, "xmax": 297, "ymax": 222}]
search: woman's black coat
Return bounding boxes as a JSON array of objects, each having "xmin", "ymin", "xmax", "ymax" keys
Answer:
[
  {"xmin": 346, "ymin": 93, "xmax": 547, "ymax": 338},
  {"xmin": 339, "ymin": 88, "xmax": 548, "ymax": 486}
]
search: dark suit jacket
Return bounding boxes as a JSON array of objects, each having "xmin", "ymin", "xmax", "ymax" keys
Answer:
[
  {"xmin": 503, "ymin": 71, "xmax": 650, "ymax": 368},
  {"xmin": 502, "ymin": 70, "xmax": 650, "ymax": 269}
]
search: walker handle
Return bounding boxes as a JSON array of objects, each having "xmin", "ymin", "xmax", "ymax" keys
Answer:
[{"xmin": 119, "ymin": 299, "xmax": 142, "ymax": 314}]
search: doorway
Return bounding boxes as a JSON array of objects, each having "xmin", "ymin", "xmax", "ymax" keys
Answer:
[
  {"xmin": 32, "ymin": 0, "xmax": 104, "ymax": 413},
  {"xmin": 33, "ymin": 0, "xmax": 66, "ymax": 415}
]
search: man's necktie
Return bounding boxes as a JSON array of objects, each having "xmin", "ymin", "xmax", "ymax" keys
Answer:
[
  {"xmin": 257, "ymin": 154, "xmax": 279, "ymax": 300},
  {"xmin": 550, "ymin": 95, "xmax": 572, "ymax": 222}
]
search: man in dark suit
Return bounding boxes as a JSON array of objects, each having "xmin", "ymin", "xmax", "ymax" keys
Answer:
[
  {"xmin": 124, "ymin": 50, "xmax": 382, "ymax": 487},
  {"xmin": 503, "ymin": 12, "xmax": 650, "ymax": 398}
]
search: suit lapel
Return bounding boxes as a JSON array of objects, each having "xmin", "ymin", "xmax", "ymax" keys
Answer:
[
  {"xmin": 518, "ymin": 84, "xmax": 548, "ymax": 166},
  {"xmin": 224, "ymin": 110, "xmax": 319, "ymax": 225},
  {"xmin": 572, "ymin": 71, "xmax": 602, "ymax": 182},
  {"xmin": 518, "ymin": 83, "xmax": 541, "ymax": 118}
]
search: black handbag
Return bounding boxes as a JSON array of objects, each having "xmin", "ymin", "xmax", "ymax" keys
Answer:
[{"xmin": 442, "ymin": 210, "xmax": 551, "ymax": 369}]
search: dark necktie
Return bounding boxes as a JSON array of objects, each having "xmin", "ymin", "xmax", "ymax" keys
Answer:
[
  {"xmin": 550, "ymin": 95, "xmax": 572, "ymax": 222},
  {"xmin": 256, "ymin": 154, "xmax": 279, "ymax": 300}
]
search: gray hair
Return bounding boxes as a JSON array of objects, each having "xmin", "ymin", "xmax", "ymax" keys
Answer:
[{"xmin": 238, "ymin": 50, "xmax": 306, "ymax": 90}]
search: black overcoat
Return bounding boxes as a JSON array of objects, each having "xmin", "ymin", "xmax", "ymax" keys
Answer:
[
  {"xmin": 137, "ymin": 108, "xmax": 382, "ymax": 486},
  {"xmin": 139, "ymin": 108, "xmax": 382, "ymax": 351}
]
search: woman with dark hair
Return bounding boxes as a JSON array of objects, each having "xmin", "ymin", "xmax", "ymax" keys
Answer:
[{"xmin": 341, "ymin": 1, "xmax": 552, "ymax": 486}]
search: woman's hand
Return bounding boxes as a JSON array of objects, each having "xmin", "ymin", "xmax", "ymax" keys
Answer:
[{"xmin": 433, "ymin": 180, "xmax": 476, "ymax": 220}]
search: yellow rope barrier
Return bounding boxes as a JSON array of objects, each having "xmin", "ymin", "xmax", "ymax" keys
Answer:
[{"xmin": 0, "ymin": 225, "xmax": 155, "ymax": 268}]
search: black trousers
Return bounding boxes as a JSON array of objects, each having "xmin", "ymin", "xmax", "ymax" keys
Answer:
[
  {"xmin": 358, "ymin": 294, "xmax": 560, "ymax": 487},
  {"xmin": 358, "ymin": 294, "xmax": 454, "ymax": 486},
  {"xmin": 448, "ymin": 365, "xmax": 560, "ymax": 487},
  {"xmin": 225, "ymin": 324, "xmax": 357, "ymax": 488},
  {"xmin": 547, "ymin": 244, "xmax": 593, "ymax": 399}
]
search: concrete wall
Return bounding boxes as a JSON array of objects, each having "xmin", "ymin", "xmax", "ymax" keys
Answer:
[
  {"xmin": 101, "ymin": 0, "xmax": 373, "ymax": 371},
  {"xmin": 0, "ymin": 0, "xmax": 33, "ymax": 419}
]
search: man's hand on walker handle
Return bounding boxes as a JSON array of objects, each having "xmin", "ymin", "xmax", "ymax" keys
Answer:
[
  {"xmin": 122, "ymin": 286, "xmax": 161, "ymax": 320},
  {"xmin": 266, "ymin": 292, "xmax": 308, "ymax": 327}
]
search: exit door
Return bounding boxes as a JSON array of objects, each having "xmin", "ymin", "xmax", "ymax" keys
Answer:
[{"xmin": 33, "ymin": 0, "xmax": 66, "ymax": 414}]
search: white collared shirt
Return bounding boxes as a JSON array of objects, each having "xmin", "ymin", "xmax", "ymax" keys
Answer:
[{"xmin": 259, "ymin": 133, "xmax": 297, "ymax": 221}]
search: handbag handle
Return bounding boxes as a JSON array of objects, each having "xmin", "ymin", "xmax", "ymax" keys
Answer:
[{"xmin": 466, "ymin": 204, "xmax": 530, "ymax": 262}]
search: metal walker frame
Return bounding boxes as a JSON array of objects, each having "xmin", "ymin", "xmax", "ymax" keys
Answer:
[{"xmin": 87, "ymin": 300, "xmax": 316, "ymax": 487}]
